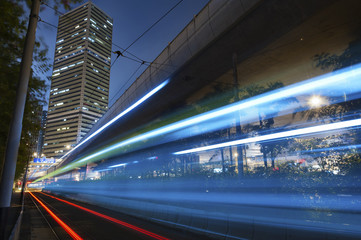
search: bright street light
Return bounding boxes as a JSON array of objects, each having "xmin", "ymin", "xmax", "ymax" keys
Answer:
[{"xmin": 308, "ymin": 95, "xmax": 326, "ymax": 108}]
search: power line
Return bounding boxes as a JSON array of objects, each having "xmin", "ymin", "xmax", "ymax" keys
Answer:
[
  {"xmin": 41, "ymin": 2, "xmax": 65, "ymax": 15},
  {"xmin": 37, "ymin": 18, "xmax": 142, "ymax": 67},
  {"xmin": 38, "ymin": 18, "xmax": 58, "ymax": 29},
  {"xmin": 40, "ymin": 2, "xmax": 180, "ymax": 71},
  {"xmin": 123, "ymin": 0, "xmax": 183, "ymax": 52},
  {"xmin": 38, "ymin": 5, "xmax": 177, "ymax": 117},
  {"xmin": 112, "ymin": 42, "xmax": 143, "ymax": 62},
  {"xmin": 41, "ymin": 3, "xmax": 150, "ymax": 66},
  {"xmin": 109, "ymin": 63, "xmax": 145, "ymax": 105}
]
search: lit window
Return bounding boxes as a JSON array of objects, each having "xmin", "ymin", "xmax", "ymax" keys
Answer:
[
  {"xmin": 95, "ymin": 38, "xmax": 103, "ymax": 44},
  {"xmin": 75, "ymin": 25, "xmax": 79, "ymax": 28},
  {"xmin": 91, "ymin": 24, "xmax": 99, "ymax": 30}
]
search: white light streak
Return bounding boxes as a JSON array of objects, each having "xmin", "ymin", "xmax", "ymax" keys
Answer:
[
  {"xmin": 36, "ymin": 64, "xmax": 361, "ymax": 182},
  {"xmin": 60, "ymin": 80, "xmax": 169, "ymax": 160},
  {"xmin": 174, "ymin": 118, "xmax": 361, "ymax": 155},
  {"xmin": 70, "ymin": 64, "xmax": 361, "ymax": 165},
  {"xmin": 109, "ymin": 163, "xmax": 126, "ymax": 168}
]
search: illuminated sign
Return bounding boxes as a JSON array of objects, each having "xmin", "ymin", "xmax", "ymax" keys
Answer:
[{"xmin": 33, "ymin": 158, "xmax": 56, "ymax": 163}]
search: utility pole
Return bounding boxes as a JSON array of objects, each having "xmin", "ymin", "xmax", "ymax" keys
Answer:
[
  {"xmin": 20, "ymin": 156, "xmax": 31, "ymax": 205},
  {"xmin": 232, "ymin": 53, "xmax": 244, "ymax": 176},
  {"xmin": 0, "ymin": 0, "xmax": 40, "ymax": 208}
]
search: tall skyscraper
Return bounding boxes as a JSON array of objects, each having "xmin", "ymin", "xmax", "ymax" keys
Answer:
[{"xmin": 43, "ymin": 2, "xmax": 113, "ymax": 159}]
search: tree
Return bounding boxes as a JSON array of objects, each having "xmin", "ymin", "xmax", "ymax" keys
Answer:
[
  {"xmin": 0, "ymin": 0, "xmax": 45, "ymax": 181},
  {"xmin": 307, "ymin": 28, "xmax": 361, "ymax": 172},
  {"xmin": 0, "ymin": 0, "xmax": 81, "ymax": 181},
  {"xmin": 239, "ymin": 82, "xmax": 297, "ymax": 169}
]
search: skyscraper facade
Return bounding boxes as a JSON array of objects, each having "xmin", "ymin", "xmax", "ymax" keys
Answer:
[{"xmin": 43, "ymin": 2, "xmax": 113, "ymax": 159}]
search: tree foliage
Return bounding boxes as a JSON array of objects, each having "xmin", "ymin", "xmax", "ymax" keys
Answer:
[
  {"xmin": 0, "ymin": 0, "xmax": 49, "ymax": 180},
  {"xmin": 0, "ymin": 0, "xmax": 89, "ymax": 181}
]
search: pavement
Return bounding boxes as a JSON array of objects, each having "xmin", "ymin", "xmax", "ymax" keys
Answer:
[
  {"xmin": 0, "ymin": 191, "xmax": 22, "ymax": 240},
  {"xmin": 20, "ymin": 191, "xmax": 59, "ymax": 240}
]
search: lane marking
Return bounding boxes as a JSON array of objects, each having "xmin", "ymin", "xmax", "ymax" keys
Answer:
[
  {"xmin": 29, "ymin": 191, "xmax": 83, "ymax": 240},
  {"xmin": 40, "ymin": 192, "xmax": 170, "ymax": 240}
]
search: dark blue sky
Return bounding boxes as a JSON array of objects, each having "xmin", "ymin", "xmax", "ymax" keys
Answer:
[{"xmin": 35, "ymin": 0, "xmax": 209, "ymax": 107}]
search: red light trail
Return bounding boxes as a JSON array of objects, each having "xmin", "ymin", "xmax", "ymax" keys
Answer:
[
  {"xmin": 28, "ymin": 191, "xmax": 83, "ymax": 240},
  {"xmin": 39, "ymin": 192, "xmax": 170, "ymax": 240}
]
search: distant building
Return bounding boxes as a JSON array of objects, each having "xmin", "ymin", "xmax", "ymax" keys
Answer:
[
  {"xmin": 36, "ymin": 110, "xmax": 47, "ymax": 156},
  {"xmin": 43, "ymin": 2, "xmax": 113, "ymax": 158}
]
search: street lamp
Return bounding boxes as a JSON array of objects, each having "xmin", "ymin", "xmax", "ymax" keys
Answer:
[{"xmin": 308, "ymin": 95, "xmax": 326, "ymax": 108}]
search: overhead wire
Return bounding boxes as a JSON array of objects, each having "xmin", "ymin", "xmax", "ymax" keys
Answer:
[
  {"xmin": 123, "ymin": 0, "xmax": 184, "ymax": 52},
  {"xmin": 39, "ymin": 2, "xmax": 181, "ymax": 123},
  {"xmin": 108, "ymin": 60, "xmax": 174, "ymax": 107},
  {"xmin": 108, "ymin": 63, "xmax": 145, "ymax": 105},
  {"xmin": 40, "ymin": 3, "xmax": 150, "ymax": 66},
  {"xmin": 40, "ymin": 2, "xmax": 179, "ymax": 71}
]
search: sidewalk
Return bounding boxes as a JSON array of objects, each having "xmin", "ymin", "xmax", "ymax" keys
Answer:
[
  {"xmin": 19, "ymin": 192, "xmax": 58, "ymax": 240},
  {"xmin": 0, "ymin": 192, "xmax": 22, "ymax": 240}
]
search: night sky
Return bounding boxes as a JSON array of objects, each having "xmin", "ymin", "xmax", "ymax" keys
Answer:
[{"xmin": 35, "ymin": 0, "xmax": 209, "ymax": 108}]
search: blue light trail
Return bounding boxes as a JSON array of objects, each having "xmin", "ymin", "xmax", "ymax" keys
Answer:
[
  {"xmin": 173, "ymin": 118, "xmax": 361, "ymax": 155},
  {"xmin": 60, "ymin": 80, "xmax": 169, "ymax": 160}
]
